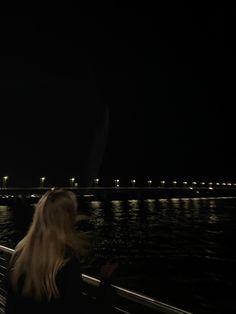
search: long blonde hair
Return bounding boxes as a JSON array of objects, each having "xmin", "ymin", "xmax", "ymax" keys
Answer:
[{"xmin": 10, "ymin": 189, "xmax": 79, "ymax": 301}]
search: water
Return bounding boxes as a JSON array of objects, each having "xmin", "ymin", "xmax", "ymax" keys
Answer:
[{"xmin": 0, "ymin": 196, "xmax": 235, "ymax": 314}]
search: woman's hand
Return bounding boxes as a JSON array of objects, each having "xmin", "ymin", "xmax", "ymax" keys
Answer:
[{"xmin": 100, "ymin": 259, "xmax": 119, "ymax": 281}]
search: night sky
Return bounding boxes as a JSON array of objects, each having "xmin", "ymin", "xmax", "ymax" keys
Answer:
[{"xmin": 1, "ymin": 5, "xmax": 235, "ymax": 187}]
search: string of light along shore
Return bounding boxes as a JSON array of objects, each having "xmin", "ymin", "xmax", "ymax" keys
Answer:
[{"xmin": 1, "ymin": 176, "xmax": 236, "ymax": 189}]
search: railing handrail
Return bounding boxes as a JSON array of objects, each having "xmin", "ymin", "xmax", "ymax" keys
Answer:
[
  {"xmin": 0, "ymin": 245, "xmax": 14, "ymax": 254},
  {"xmin": 0, "ymin": 245, "xmax": 193, "ymax": 314}
]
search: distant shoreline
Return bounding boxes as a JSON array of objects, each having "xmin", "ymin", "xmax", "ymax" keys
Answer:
[{"xmin": 1, "ymin": 186, "xmax": 236, "ymax": 203}]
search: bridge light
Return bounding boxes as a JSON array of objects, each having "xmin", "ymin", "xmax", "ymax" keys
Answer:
[{"xmin": 40, "ymin": 177, "xmax": 46, "ymax": 187}]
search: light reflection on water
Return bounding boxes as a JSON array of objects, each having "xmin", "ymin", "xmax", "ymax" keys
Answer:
[{"xmin": 0, "ymin": 197, "xmax": 235, "ymax": 313}]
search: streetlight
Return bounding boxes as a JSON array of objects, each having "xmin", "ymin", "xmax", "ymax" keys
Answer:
[
  {"xmin": 147, "ymin": 180, "xmax": 152, "ymax": 187},
  {"xmin": 183, "ymin": 181, "xmax": 187, "ymax": 187},
  {"xmin": 172, "ymin": 181, "xmax": 177, "ymax": 187},
  {"xmin": 114, "ymin": 179, "xmax": 119, "ymax": 187},
  {"xmin": 160, "ymin": 180, "xmax": 165, "ymax": 187},
  {"xmin": 40, "ymin": 177, "xmax": 46, "ymax": 188},
  {"xmin": 2, "ymin": 176, "xmax": 8, "ymax": 188},
  {"xmin": 70, "ymin": 178, "xmax": 75, "ymax": 187},
  {"xmin": 131, "ymin": 179, "xmax": 136, "ymax": 187},
  {"xmin": 94, "ymin": 178, "xmax": 99, "ymax": 187}
]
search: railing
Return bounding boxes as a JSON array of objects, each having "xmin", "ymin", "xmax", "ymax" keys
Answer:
[{"xmin": 0, "ymin": 245, "xmax": 193, "ymax": 314}]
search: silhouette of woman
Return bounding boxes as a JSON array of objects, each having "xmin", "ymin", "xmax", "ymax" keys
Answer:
[{"xmin": 5, "ymin": 189, "xmax": 118, "ymax": 313}]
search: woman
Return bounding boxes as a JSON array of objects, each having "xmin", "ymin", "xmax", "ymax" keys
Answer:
[{"xmin": 5, "ymin": 189, "xmax": 117, "ymax": 313}]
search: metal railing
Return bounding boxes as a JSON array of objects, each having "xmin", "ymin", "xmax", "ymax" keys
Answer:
[{"xmin": 0, "ymin": 245, "xmax": 193, "ymax": 314}]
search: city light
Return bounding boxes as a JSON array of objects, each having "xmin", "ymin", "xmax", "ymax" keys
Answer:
[
  {"xmin": 40, "ymin": 177, "xmax": 46, "ymax": 187},
  {"xmin": 2, "ymin": 176, "xmax": 9, "ymax": 188},
  {"xmin": 70, "ymin": 178, "xmax": 75, "ymax": 187},
  {"xmin": 94, "ymin": 178, "xmax": 99, "ymax": 187}
]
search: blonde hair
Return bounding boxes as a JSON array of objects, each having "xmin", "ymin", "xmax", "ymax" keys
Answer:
[{"xmin": 10, "ymin": 189, "xmax": 79, "ymax": 301}]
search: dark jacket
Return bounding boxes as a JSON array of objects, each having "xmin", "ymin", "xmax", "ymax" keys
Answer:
[{"xmin": 5, "ymin": 256, "xmax": 114, "ymax": 314}]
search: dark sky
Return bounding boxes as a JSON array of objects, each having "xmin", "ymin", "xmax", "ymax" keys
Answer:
[{"xmin": 1, "ymin": 5, "xmax": 235, "ymax": 187}]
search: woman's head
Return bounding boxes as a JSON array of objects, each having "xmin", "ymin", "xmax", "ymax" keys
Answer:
[
  {"xmin": 11, "ymin": 189, "xmax": 79, "ymax": 300},
  {"xmin": 33, "ymin": 189, "xmax": 77, "ymax": 237}
]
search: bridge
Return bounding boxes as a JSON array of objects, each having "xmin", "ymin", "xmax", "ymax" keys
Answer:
[{"xmin": 1, "ymin": 186, "xmax": 236, "ymax": 202}]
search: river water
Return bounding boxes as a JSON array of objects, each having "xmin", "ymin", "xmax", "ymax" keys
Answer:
[{"xmin": 0, "ymin": 196, "xmax": 235, "ymax": 313}]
